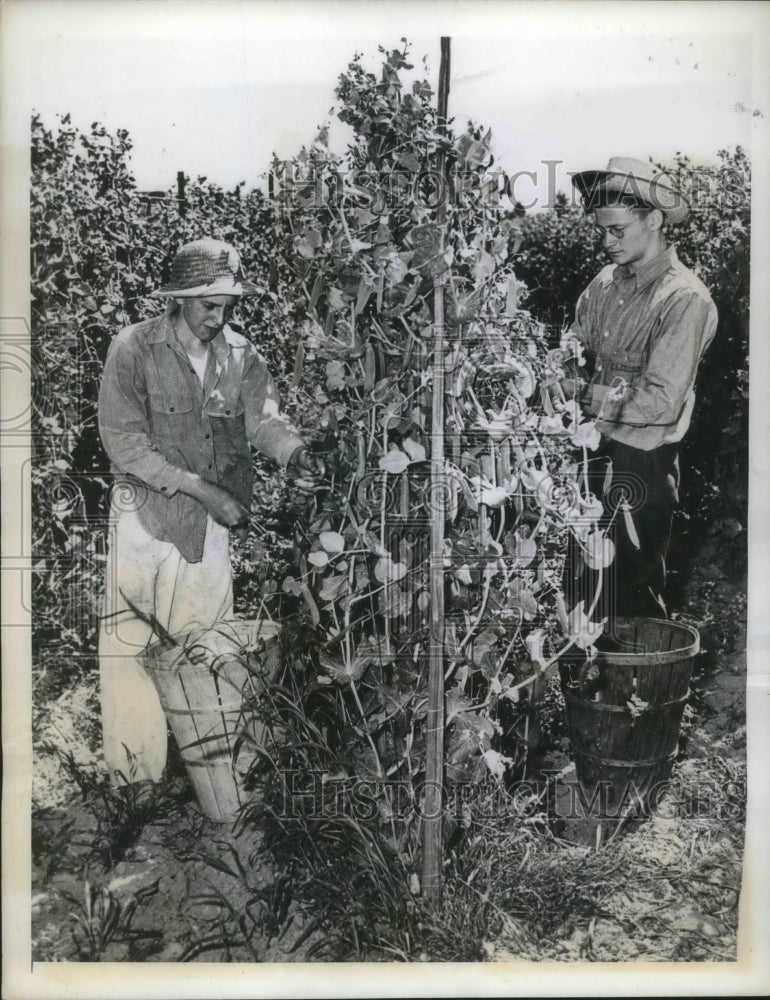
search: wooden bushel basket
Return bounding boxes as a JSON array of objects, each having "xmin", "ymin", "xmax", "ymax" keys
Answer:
[
  {"xmin": 559, "ymin": 618, "xmax": 700, "ymax": 816},
  {"xmin": 144, "ymin": 619, "xmax": 281, "ymax": 823}
]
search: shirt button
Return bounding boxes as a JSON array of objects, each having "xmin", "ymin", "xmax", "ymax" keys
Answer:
[
  {"xmin": 205, "ymin": 433, "xmax": 211, "ymax": 440},
  {"xmin": 208, "ymin": 463, "xmax": 213, "ymax": 469},
  {"xmin": 170, "ymin": 406, "xmax": 175, "ymax": 412},
  {"xmin": 597, "ymin": 364, "xmax": 603, "ymax": 372},
  {"xmin": 619, "ymin": 298, "xmax": 625, "ymax": 305},
  {"xmin": 603, "ymin": 331, "xmax": 609, "ymax": 338},
  {"xmin": 161, "ymin": 486, "xmax": 167, "ymax": 492},
  {"xmin": 225, "ymin": 409, "xmax": 231, "ymax": 415}
]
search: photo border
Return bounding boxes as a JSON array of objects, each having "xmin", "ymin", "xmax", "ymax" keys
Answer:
[{"xmin": 3, "ymin": 1, "xmax": 769, "ymax": 996}]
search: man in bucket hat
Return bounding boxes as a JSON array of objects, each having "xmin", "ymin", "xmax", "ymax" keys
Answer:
[
  {"xmin": 97, "ymin": 237, "xmax": 321, "ymax": 787},
  {"xmin": 561, "ymin": 157, "xmax": 717, "ymax": 624}
]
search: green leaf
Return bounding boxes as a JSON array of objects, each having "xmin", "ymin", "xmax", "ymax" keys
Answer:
[
  {"xmin": 396, "ymin": 150, "xmax": 421, "ymax": 172},
  {"xmin": 296, "ymin": 237, "xmax": 316, "ymax": 259},
  {"xmin": 446, "ymin": 686, "xmax": 473, "ymax": 722},
  {"xmin": 318, "ymin": 530, "xmax": 345, "ymax": 553},
  {"xmin": 471, "ymin": 249, "xmax": 495, "ymax": 284},
  {"xmin": 374, "ymin": 557, "xmax": 407, "ymax": 583},
  {"xmin": 327, "ymin": 286, "xmax": 347, "ymax": 311},
  {"xmin": 401, "ymin": 437, "xmax": 425, "ymax": 462},
  {"xmin": 566, "ymin": 600, "xmax": 606, "ymax": 649},
  {"xmin": 319, "ymin": 648, "xmax": 368, "ymax": 683},
  {"xmin": 325, "ymin": 360, "xmax": 346, "ymax": 390},
  {"xmin": 513, "ymin": 532, "xmax": 537, "ymax": 567},
  {"xmin": 379, "ymin": 450, "xmax": 410, "ymax": 474},
  {"xmin": 319, "ymin": 573, "xmax": 347, "ymax": 602},
  {"xmin": 569, "ymin": 420, "xmax": 601, "ymax": 451},
  {"xmin": 525, "ymin": 628, "xmax": 547, "ymax": 667}
]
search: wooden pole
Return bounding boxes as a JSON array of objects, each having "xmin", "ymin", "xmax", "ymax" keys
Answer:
[
  {"xmin": 177, "ymin": 171, "xmax": 187, "ymax": 217},
  {"xmin": 422, "ymin": 34, "xmax": 451, "ymax": 905}
]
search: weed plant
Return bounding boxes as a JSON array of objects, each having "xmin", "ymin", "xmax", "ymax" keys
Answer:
[
  {"xmin": 61, "ymin": 874, "xmax": 161, "ymax": 961},
  {"xmin": 234, "ymin": 654, "xmax": 419, "ymax": 959},
  {"xmin": 47, "ymin": 744, "xmax": 187, "ymax": 869}
]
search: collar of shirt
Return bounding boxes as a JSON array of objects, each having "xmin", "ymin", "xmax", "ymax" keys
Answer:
[
  {"xmin": 614, "ymin": 245, "xmax": 678, "ymax": 294},
  {"xmin": 144, "ymin": 309, "xmax": 233, "ymax": 368}
]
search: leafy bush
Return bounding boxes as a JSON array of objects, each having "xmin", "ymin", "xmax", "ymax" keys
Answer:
[
  {"xmin": 514, "ymin": 195, "xmax": 603, "ymax": 334},
  {"xmin": 664, "ymin": 150, "xmax": 750, "ymax": 534}
]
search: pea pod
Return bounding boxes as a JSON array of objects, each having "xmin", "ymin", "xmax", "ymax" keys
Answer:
[
  {"xmin": 364, "ymin": 342, "xmax": 376, "ymax": 392},
  {"xmin": 354, "ymin": 428, "xmax": 367, "ymax": 483}
]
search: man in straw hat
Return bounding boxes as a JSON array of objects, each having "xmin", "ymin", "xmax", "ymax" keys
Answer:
[
  {"xmin": 97, "ymin": 237, "xmax": 322, "ymax": 787},
  {"xmin": 561, "ymin": 157, "xmax": 717, "ymax": 625}
]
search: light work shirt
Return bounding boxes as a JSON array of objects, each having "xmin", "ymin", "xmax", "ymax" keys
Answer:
[
  {"xmin": 98, "ymin": 309, "xmax": 305, "ymax": 563},
  {"xmin": 570, "ymin": 246, "xmax": 717, "ymax": 451}
]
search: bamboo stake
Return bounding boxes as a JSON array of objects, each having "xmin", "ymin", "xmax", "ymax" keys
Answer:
[{"xmin": 422, "ymin": 34, "xmax": 451, "ymax": 905}]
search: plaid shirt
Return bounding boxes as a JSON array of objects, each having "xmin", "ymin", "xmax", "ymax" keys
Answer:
[
  {"xmin": 571, "ymin": 246, "xmax": 717, "ymax": 451},
  {"xmin": 98, "ymin": 309, "xmax": 305, "ymax": 562}
]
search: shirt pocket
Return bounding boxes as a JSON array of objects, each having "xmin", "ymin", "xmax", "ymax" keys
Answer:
[
  {"xmin": 148, "ymin": 391, "xmax": 194, "ymax": 417},
  {"xmin": 147, "ymin": 390, "xmax": 194, "ymax": 447},
  {"xmin": 611, "ymin": 349, "xmax": 645, "ymax": 376},
  {"xmin": 206, "ymin": 393, "xmax": 244, "ymax": 420},
  {"xmin": 209, "ymin": 399, "xmax": 249, "ymax": 455}
]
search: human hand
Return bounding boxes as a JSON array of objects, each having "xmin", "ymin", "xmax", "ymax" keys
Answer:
[
  {"xmin": 606, "ymin": 378, "xmax": 629, "ymax": 402},
  {"xmin": 197, "ymin": 481, "xmax": 249, "ymax": 529}
]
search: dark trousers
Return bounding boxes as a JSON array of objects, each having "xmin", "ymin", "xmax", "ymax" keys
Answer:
[{"xmin": 564, "ymin": 438, "xmax": 679, "ymax": 629}]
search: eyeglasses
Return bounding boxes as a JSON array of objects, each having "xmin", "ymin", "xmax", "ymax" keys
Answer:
[{"xmin": 593, "ymin": 222, "xmax": 637, "ymax": 241}]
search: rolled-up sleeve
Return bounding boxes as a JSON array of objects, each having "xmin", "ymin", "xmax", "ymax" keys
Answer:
[
  {"xmin": 593, "ymin": 290, "xmax": 717, "ymax": 427},
  {"xmin": 240, "ymin": 348, "xmax": 306, "ymax": 465},
  {"xmin": 98, "ymin": 336, "xmax": 190, "ymax": 496}
]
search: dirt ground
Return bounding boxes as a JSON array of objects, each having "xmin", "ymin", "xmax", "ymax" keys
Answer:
[{"xmin": 31, "ymin": 532, "xmax": 747, "ymax": 964}]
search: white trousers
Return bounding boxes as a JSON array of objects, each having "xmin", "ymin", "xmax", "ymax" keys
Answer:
[{"xmin": 98, "ymin": 505, "xmax": 233, "ymax": 784}]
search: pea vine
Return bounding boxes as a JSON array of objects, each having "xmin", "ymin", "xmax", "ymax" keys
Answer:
[{"xmin": 262, "ymin": 42, "xmax": 614, "ymax": 853}]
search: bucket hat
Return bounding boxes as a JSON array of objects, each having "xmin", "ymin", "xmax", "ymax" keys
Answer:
[
  {"xmin": 152, "ymin": 237, "xmax": 259, "ymax": 297},
  {"xmin": 572, "ymin": 156, "xmax": 690, "ymax": 224}
]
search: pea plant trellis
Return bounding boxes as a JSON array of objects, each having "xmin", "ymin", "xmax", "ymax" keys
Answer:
[{"xmin": 264, "ymin": 38, "xmax": 612, "ymax": 903}]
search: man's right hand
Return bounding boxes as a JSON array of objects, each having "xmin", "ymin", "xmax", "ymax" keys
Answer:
[{"xmin": 183, "ymin": 476, "xmax": 249, "ymax": 528}]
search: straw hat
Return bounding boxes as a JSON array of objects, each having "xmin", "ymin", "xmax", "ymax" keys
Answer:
[
  {"xmin": 152, "ymin": 238, "xmax": 259, "ymax": 297},
  {"xmin": 571, "ymin": 157, "xmax": 690, "ymax": 224}
]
